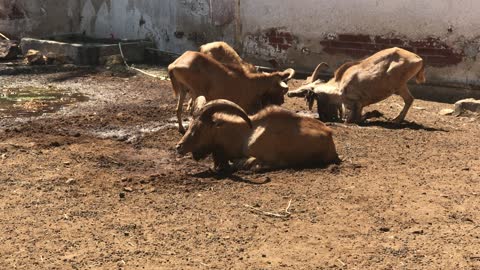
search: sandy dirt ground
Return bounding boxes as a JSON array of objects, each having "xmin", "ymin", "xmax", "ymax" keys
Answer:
[{"xmin": 0, "ymin": 63, "xmax": 479, "ymax": 270}]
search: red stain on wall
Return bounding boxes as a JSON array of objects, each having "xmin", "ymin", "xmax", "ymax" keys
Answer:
[
  {"xmin": 266, "ymin": 29, "xmax": 295, "ymax": 51},
  {"xmin": 321, "ymin": 34, "xmax": 463, "ymax": 67}
]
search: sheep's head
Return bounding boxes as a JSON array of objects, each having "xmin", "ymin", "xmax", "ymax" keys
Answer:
[
  {"xmin": 287, "ymin": 80, "xmax": 342, "ymax": 122},
  {"xmin": 286, "ymin": 80, "xmax": 318, "ymax": 110},
  {"xmin": 175, "ymin": 99, "xmax": 252, "ymax": 161},
  {"xmin": 314, "ymin": 92, "xmax": 343, "ymax": 122},
  {"xmin": 262, "ymin": 68, "xmax": 295, "ymax": 107}
]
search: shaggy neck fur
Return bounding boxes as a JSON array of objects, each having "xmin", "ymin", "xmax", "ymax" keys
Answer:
[{"xmin": 211, "ymin": 113, "xmax": 253, "ymax": 160}]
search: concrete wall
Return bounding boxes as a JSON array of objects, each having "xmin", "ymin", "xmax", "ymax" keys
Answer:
[
  {"xmin": 2, "ymin": 0, "xmax": 480, "ymax": 89},
  {"xmin": 239, "ymin": 0, "xmax": 480, "ymax": 87},
  {"xmin": 78, "ymin": 0, "xmax": 238, "ymax": 54},
  {"xmin": 0, "ymin": 0, "xmax": 81, "ymax": 39}
]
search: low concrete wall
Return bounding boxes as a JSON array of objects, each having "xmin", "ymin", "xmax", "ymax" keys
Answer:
[{"xmin": 2, "ymin": 0, "xmax": 480, "ymax": 95}]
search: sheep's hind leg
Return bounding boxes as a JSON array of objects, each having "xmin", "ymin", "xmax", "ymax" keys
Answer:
[{"xmin": 176, "ymin": 89, "xmax": 187, "ymax": 134}]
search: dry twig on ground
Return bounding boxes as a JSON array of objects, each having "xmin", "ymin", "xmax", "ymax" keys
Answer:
[{"xmin": 245, "ymin": 199, "xmax": 292, "ymax": 219}]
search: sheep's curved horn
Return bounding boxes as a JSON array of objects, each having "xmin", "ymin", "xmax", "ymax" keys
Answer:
[
  {"xmin": 197, "ymin": 99, "xmax": 252, "ymax": 128},
  {"xmin": 287, "ymin": 87, "xmax": 311, "ymax": 98},
  {"xmin": 310, "ymin": 62, "xmax": 329, "ymax": 82},
  {"xmin": 281, "ymin": 68, "xmax": 296, "ymax": 82}
]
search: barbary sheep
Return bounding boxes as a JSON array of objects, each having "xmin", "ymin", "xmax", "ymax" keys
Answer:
[
  {"xmin": 168, "ymin": 51, "xmax": 295, "ymax": 133},
  {"xmin": 287, "ymin": 47, "xmax": 426, "ymax": 123},
  {"xmin": 175, "ymin": 99, "xmax": 340, "ymax": 171}
]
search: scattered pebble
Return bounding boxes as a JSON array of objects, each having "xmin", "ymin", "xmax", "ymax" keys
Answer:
[
  {"xmin": 379, "ymin": 227, "xmax": 390, "ymax": 232},
  {"xmin": 123, "ymin": 187, "xmax": 133, "ymax": 192},
  {"xmin": 66, "ymin": 178, "xmax": 76, "ymax": 184},
  {"xmin": 439, "ymin": 108, "xmax": 454, "ymax": 116}
]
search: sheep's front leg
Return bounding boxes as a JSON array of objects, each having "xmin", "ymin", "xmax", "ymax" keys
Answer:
[
  {"xmin": 345, "ymin": 102, "xmax": 363, "ymax": 124},
  {"xmin": 186, "ymin": 98, "xmax": 194, "ymax": 114},
  {"xmin": 213, "ymin": 151, "xmax": 230, "ymax": 173},
  {"xmin": 392, "ymin": 85, "xmax": 414, "ymax": 124}
]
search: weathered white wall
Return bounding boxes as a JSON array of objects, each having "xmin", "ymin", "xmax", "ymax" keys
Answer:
[
  {"xmin": 2, "ymin": 0, "xmax": 480, "ymax": 89},
  {"xmin": 78, "ymin": 0, "xmax": 237, "ymax": 54},
  {"xmin": 239, "ymin": 0, "xmax": 480, "ymax": 86}
]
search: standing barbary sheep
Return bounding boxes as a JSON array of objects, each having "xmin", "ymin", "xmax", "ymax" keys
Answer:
[
  {"xmin": 175, "ymin": 99, "xmax": 340, "ymax": 171},
  {"xmin": 179, "ymin": 41, "xmax": 259, "ymax": 113},
  {"xmin": 287, "ymin": 47, "xmax": 426, "ymax": 123},
  {"xmin": 168, "ymin": 51, "xmax": 295, "ymax": 133},
  {"xmin": 199, "ymin": 41, "xmax": 258, "ymax": 73}
]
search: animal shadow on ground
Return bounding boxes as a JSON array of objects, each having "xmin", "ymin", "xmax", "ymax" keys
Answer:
[
  {"xmin": 191, "ymin": 161, "xmax": 341, "ymax": 184},
  {"xmin": 191, "ymin": 169, "xmax": 271, "ymax": 185},
  {"xmin": 361, "ymin": 119, "xmax": 447, "ymax": 132},
  {"xmin": 357, "ymin": 110, "xmax": 448, "ymax": 132}
]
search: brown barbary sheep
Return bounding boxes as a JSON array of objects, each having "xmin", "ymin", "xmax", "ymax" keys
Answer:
[
  {"xmin": 199, "ymin": 41, "xmax": 258, "ymax": 73},
  {"xmin": 175, "ymin": 99, "xmax": 340, "ymax": 172},
  {"xmin": 168, "ymin": 51, "xmax": 295, "ymax": 133},
  {"xmin": 287, "ymin": 47, "xmax": 426, "ymax": 123}
]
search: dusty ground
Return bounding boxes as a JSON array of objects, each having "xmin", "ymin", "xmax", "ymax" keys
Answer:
[{"xmin": 0, "ymin": 62, "xmax": 479, "ymax": 270}]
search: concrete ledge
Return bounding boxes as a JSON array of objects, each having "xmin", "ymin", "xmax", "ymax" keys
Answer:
[
  {"xmin": 20, "ymin": 37, "xmax": 153, "ymax": 65},
  {"xmin": 410, "ymin": 84, "xmax": 480, "ymax": 104}
]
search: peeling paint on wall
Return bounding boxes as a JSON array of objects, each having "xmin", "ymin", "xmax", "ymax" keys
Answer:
[
  {"xmin": 210, "ymin": 0, "xmax": 235, "ymax": 26},
  {"xmin": 243, "ymin": 28, "xmax": 297, "ymax": 65},
  {"xmin": 319, "ymin": 33, "xmax": 466, "ymax": 67},
  {"xmin": 0, "ymin": 1, "xmax": 26, "ymax": 20},
  {"xmin": 0, "ymin": 0, "xmax": 79, "ymax": 39}
]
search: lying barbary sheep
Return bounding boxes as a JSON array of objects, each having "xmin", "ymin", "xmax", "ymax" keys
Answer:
[
  {"xmin": 168, "ymin": 51, "xmax": 295, "ymax": 133},
  {"xmin": 175, "ymin": 99, "xmax": 340, "ymax": 171},
  {"xmin": 287, "ymin": 47, "xmax": 426, "ymax": 123}
]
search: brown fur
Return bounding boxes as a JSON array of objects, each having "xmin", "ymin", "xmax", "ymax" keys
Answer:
[
  {"xmin": 176, "ymin": 104, "xmax": 339, "ymax": 171},
  {"xmin": 168, "ymin": 51, "xmax": 293, "ymax": 133},
  {"xmin": 199, "ymin": 41, "xmax": 257, "ymax": 73}
]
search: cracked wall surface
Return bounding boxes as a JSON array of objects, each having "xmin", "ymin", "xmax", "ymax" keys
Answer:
[{"xmin": 1, "ymin": 0, "xmax": 480, "ymax": 88}]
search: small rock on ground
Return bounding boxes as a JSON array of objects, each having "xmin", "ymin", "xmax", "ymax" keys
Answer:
[{"xmin": 455, "ymin": 98, "xmax": 480, "ymax": 115}]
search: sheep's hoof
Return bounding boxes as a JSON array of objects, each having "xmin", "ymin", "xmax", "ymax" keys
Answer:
[
  {"xmin": 214, "ymin": 165, "xmax": 233, "ymax": 176},
  {"xmin": 391, "ymin": 117, "xmax": 404, "ymax": 124}
]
